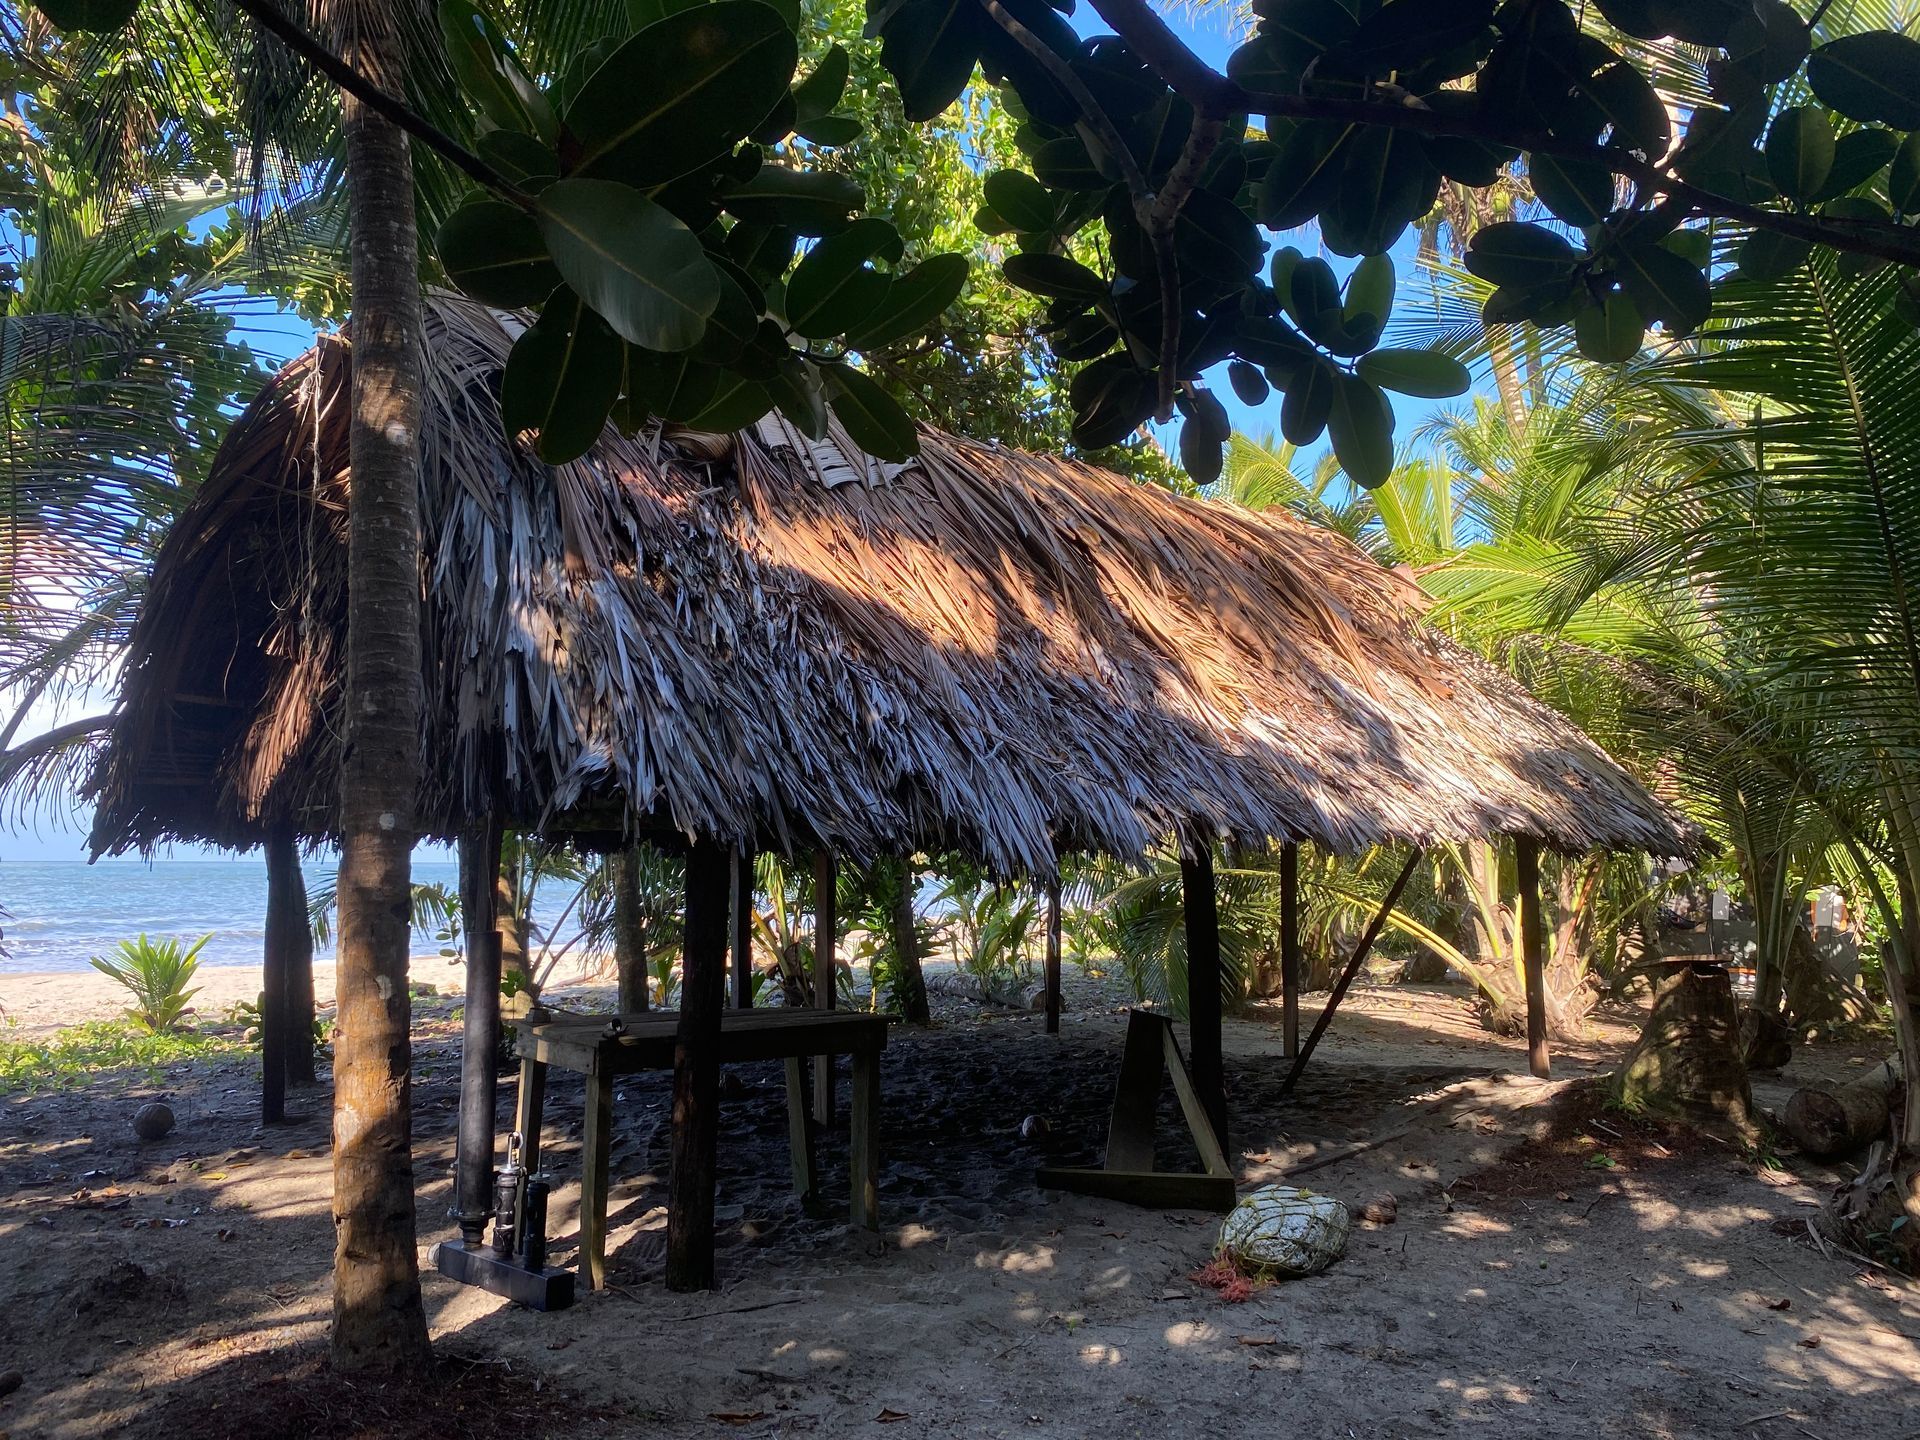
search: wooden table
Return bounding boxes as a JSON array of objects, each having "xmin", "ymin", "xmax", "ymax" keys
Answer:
[{"xmin": 514, "ymin": 1008, "xmax": 888, "ymax": 1290}]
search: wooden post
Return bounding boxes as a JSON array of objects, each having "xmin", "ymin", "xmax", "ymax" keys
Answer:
[
  {"xmin": 730, "ymin": 846, "xmax": 755, "ymax": 1009},
  {"xmin": 1516, "ymin": 836, "xmax": 1552, "ymax": 1079},
  {"xmin": 668, "ymin": 837, "xmax": 730, "ymax": 1292},
  {"xmin": 1281, "ymin": 848, "xmax": 1422, "ymax": 1097},
  {"xmin": 580, "ymin": 1064, "xmax": 612, "ymax": 1290},
  {"xmin": 261, "ymin": 828, "xmax": 295, "ymax": 1123},
  {"xmin": 812, "ymin": 850, "xmax": 837, "ymax": 1126},
  {"xmin": 1180, "ymin": 841, "xmax": 1228, "ymax": 1155},
  {"xmin": 454, "ymin": 817, "xmax": 504, "ymax": 1246},
  {"xmin": 1044, "ymin": 880, "xmax": 1063, "ymax": 1035},
  {"xmin": 1280, "ymin": 842, "xmax": 1301, "ymax": 1060},
  {"xmin": 849, "ymin": 1048, "xmax": 881, "ymax": 1230}
]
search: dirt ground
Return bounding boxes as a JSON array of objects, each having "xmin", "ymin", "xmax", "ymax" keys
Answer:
[{"xmin": 2, "ymin": 975, "xmax": 1917, "ymax": 1439}]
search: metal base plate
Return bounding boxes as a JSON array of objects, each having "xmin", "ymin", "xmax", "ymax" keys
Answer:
[{"xmin": 429, "ymin": 1240, "xmax": 577, "ymax": 1311}]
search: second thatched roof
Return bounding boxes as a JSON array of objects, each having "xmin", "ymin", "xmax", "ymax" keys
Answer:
[{"xmin": 88, "ymin": 293, "xmax": 1692, "ymax": 872}]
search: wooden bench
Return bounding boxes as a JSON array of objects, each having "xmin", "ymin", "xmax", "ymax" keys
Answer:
[{"xmin": 514, "ymin": 1007, "xmax": 888, "ymax": 1290}]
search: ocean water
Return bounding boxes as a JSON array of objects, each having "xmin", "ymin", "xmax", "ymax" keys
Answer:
[{"xmin": 0, "ymin": 859, "xmax": 570, "ymax": 973}]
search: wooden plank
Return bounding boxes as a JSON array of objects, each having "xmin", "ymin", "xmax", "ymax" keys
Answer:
[
  {"xmin": 1180, "ymin": 843, "xmax": 1228, "ymax": 1154},
  {"xmin": 813, "ymin": 850, "xmax": 837, "ymax": 1127},
  {"xmin": 528, "ymin": 1009, "xmax": 887, "ymax": 1075},
  {"xmin": 514, "ymin": 1054, "xmax": 548, "ymax": 1178},
  {"xmin": 1035, "ymin": 1167, "xmax": 1236, "ymax": 1212},
  {"xmin": 1517, "ymin": 836, "xmax": 1552, "ymax": 1080},
  {"xmin": 1280, "ymin": 842, "xmax": 1301, "ymax": 1060},
  {"xmin": 849, "ymin": 1048, "xmax": 881, "ymax": 1230},
  {"xmin": 453, "ymin": 818, "xmax": 504, "ymax": 1246},
  {"xmin": 1280, "ymin": 848, "xmax": 1422, "ymax": 1097},
  {"xmin": 783, "ymin": 1056, "xmax": 817, "ymax": 1207},
  {"xmin": 1161, "ymin": 1025, "xmax": 1232, "ymax": 1178},
  {"xmin": 667, "ymin": 838, "xmax": 730, "ymax": 1293},
  {"xmin": 1105, "ymin": 1010, "xmax": 1164, "ymax": 1173},
  {"xmin": 580, "ymin": 1067, "xmax": 612, "ymax": 1291},
  {"xmin": 1044, "ymin": 881, "xmax": 1062, "ymax": 1036},
  {"xmin": 730, "ymin": 846, "xmax": 755, "ymax": 1009}
]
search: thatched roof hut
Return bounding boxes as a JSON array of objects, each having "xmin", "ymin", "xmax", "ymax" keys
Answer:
[{"xmin": 87, "ymin": 293, "xmax": 1690, "ymax": 872}]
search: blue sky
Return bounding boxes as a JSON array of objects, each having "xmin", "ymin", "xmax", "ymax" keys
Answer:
[{"xmin": 2, "ymin": 2, "xmax": 1493, "ymax": 864}]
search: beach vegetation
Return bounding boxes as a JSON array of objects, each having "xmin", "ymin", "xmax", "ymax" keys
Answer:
[
  {"xmin": 0, "ymin": 1016, "xmax": 243, "ymax": 1092},
  {"xmin": 88, "ymin": 933, "xmax": 208, "ymax": 1034}
]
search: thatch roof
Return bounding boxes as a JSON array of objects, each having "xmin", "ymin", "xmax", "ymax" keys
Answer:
[{"xmin": 87, "ymin": 293, "xmax": 1692, "ymax": 874}]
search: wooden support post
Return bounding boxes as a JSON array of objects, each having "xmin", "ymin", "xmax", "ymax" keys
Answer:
[
  {"xmin": 1180, "ymin": 841, "xmax": 1228, "ymax": 1156},
  {"xmin": 1280, "ymin": 842, "xmax": 1301, "ymax": 1060},
  {"xmin": 260, "ymin": 828, "xmax": 297, "ymax": 1124},
  {"xmin": 1280, "ymin": 848, "xmax": 1422, "ymax": 1097},
  {"xmin": 580, "ymin": 1065, "xmax": 612, "ymax": 1290},
  {"xmin": 668, "ymin": 838, "xmax": 730, "ymax": 1292},
  {"xmin": 1516, "ymin": 836, "xmax": 1552, "ymax": 1079},
  {"xmin": 1044, "ymin": 880, "xmax": 1063, "ymax": 1035},
  {"xmin": 812, "ymin": 850, "xmax": 837, "ymax": 1127},
  {"xmin": 730, "ymin": 846, "xmax": 755, "ymax": 1009},
  {"xmin": 453, "ymin": 817, "xmax": 504, "ymax": 1247},
  {"xmin": 849, "ymin": 1048, "xmax": 881, "ymax": 1230}
]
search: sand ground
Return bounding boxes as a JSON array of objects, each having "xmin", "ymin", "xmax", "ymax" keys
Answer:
[{"xmin": 1, "ymin": 973, "xmax": 1916, "ymax": 1438}]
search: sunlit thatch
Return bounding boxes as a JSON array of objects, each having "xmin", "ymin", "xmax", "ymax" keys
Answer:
[{"xmin": 88, "ymin": 294, "xmax": 1692, "ymax": 873}]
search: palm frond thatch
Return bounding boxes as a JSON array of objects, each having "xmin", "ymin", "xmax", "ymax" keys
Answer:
[{"xmin": 86, "ymin": 294, "xmax": 1693, "ymax": 875}]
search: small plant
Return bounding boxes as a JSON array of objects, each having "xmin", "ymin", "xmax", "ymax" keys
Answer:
[
  {"xmin": 90, "ymin": 934, "xmax": 208, "ymax": 1034},
  {"xmin": 0, "ymin": 1017, "xmax": 242, "ymax": 1092}
]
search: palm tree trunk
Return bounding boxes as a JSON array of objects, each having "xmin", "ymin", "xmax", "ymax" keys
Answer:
[
  {"xmin": 613, "ymin": 846, "xmax": 650, "ymax": 1012},
  {"xmin": 893, "ymin": 859, "xmax": 929, "ymax": 1024},
  {"xmin": 325, "ymin": 0, "xmax": 431, "ymax": 1374}
]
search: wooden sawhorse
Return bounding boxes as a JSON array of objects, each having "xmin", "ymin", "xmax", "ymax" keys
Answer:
[{"xmin": 514, "ymin": 1007, "xmax": 888, "ymax": 1289}]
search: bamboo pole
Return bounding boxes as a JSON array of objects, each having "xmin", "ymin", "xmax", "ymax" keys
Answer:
[
  {"xmin": 1517, "ymin": 836, "xmax": 1551, "ymax": 1079},
  {"xmin": 1045, "ymin": 880, "xmax": 1063, "ymax": 1035},
  {"xmin": 813, "ymin": 850, "xmax": 837, "ymax": 1126},
  {"xmin": 1280, "ymin": 849, "xmax": 1422, "ymax": 1097},
  {"xmin": 668, "ymin": 838, "xmax": 730, "ymax": 1291},
  {"xmin": 1280, "ymin": 842, "xmax": 1301, "ymax": 1060},
  {"xmin": 453, "ymin": 816, "xmax": 504, "ymax": 1246},
  {"xmin": 1181, "ymin": 841, "xmax": 1227, "ymax": 1154}
]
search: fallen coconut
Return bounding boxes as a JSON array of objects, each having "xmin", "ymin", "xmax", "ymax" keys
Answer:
[{"xmin": 132, "ymin": 1102, "xmax": 175, "ymax": 1141}]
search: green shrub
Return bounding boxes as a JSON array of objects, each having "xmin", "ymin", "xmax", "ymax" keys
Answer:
[{"xmin": 89, "ymin": 933, "xmax": 209, "ymax": 1033}]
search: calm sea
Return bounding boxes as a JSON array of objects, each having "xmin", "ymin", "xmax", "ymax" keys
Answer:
[{"xmin": 0, "ymin": 859, "xmax": 574, "ymax": 973}]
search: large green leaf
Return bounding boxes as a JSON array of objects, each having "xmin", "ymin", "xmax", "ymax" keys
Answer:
[
  {"xmin": 1069, "ymin": 356, "xmax": 1153, "ymax": 449},
  {"xmin": 534, "ymin": 179, "xmax": 720, "ymax": 352},
  {"xmin": 31, "ymin": 0, "xmax": 136, "ymax": 30},
  {"xmin": 793, "ymin": 44, "xmax": 851, "ymax": 121},
  {"xmin": 721, "ymin": 168, "xmax": 865, "ymax": 235},
  {"xmin": 1321, "ymin": 126, "xmax": 1432, "ymax": 257},
  {"xmin": 983, "ymin": 171, "xmax": 1057, "ymax": 234},
  {"xmin": 1763, "ymin": 106, "xmax": 1834, "ymax": 203},
  {"xmin": 1530, "ymin": 154, "xmax": 1614, "ymax": 226},
  {"xmin": 437, "ymin": 200, "xmax": 562, "ymax": 307},
  {"xmin": 1890, "ymin": 133, "xmax": 1920, "ymax": 215},
  {"xmin": 1344, "ymin": 253, "xmax": 1395, "ymax": 330},
  {"xmin": 1808, "ymin": 32, "xmax": 1920, "ymax": 131},
  {"xmin": 1612, "ymin": 240, "xmax": 1709, "ymax": 334},
  {"xmin": 1812, "ymin": 127, "xmax": 1898, "ymax": 203},
  {"xmin": 786, "ymin": 220, "xmax": 902, "ymax": 339},
  {"xmin": 501, "ymin": 289, "xmax": 623, "ymax": 464},
  {"xmin": 1465, "ymin": 222, "xmax": 1579, "ymax": 287},
  {"xmin": 682, "ymin": 373, "xmax": 775, "ymax": 433},
  {"xmin": 877, "ymin": 0, "xmax": 991, "ymax": 122},
  {"xmin": 1003, "ymin": 252, "xmax": 1107, "ymax": 302},
  {"xmin": 439, "ymin": 0, "xmax": 556, "ymax": 144},
  {"xmin": 845, "ymin": 253, "xmax": 970, "ymax": 350},
  {"xmin": 1326, "ymin": 373, "xmax": 1393, "ymax": 489},
  {"xmin": 1281, "ymin": 357, "xmax": 1336, "ymax": 445},
  {"xmin": 1258, "ymin": 121, "xmax": 1349, "ymax": 230},
  {"xmin": 566, "ymin": 1, "xmax": 798, "ymax": 186},
  {"xmin": 1226, "ymin": 0, "xmax": 1357, "ymax": 91},
  {"xmin": 765, "ymin": 355, "xmax": 830, "ymax": 438},
  {"xmin": 1356, "ymin": 349, "xmax": 1470, "ymax": 399},
  {"xmin": 1737, "ymin": 228, "xmax": 1812, "ymax": 281},
  {"xmin": 822, "ymin": 362, "xmax": 918, "ymax": 460},
  {"xmin": 1573, "ymin": 291, "xmax": 1643, "ymax": 362},
  {"xmin": 624, "ymin": 348, "xmax": 722, "ymax": 422}
]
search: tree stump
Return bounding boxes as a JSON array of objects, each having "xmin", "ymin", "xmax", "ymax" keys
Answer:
[
  {"xmin": 1617, "ymin": 961, "xmax": 1760, "ymax": 1145},
  {"xmin": 1784, "ymin": 1055, "xmax": 1903, "ymax": 1159}
]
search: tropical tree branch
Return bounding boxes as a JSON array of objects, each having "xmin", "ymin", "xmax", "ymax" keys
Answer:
[{"xmin": 1084, "ymin": 0, "xmax": 1920, "ymax": 272}]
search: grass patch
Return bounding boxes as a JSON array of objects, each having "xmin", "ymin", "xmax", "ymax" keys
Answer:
[{"xmin": 0, "ymin": 1017, "xmax": 247, "ymax": 1093}]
